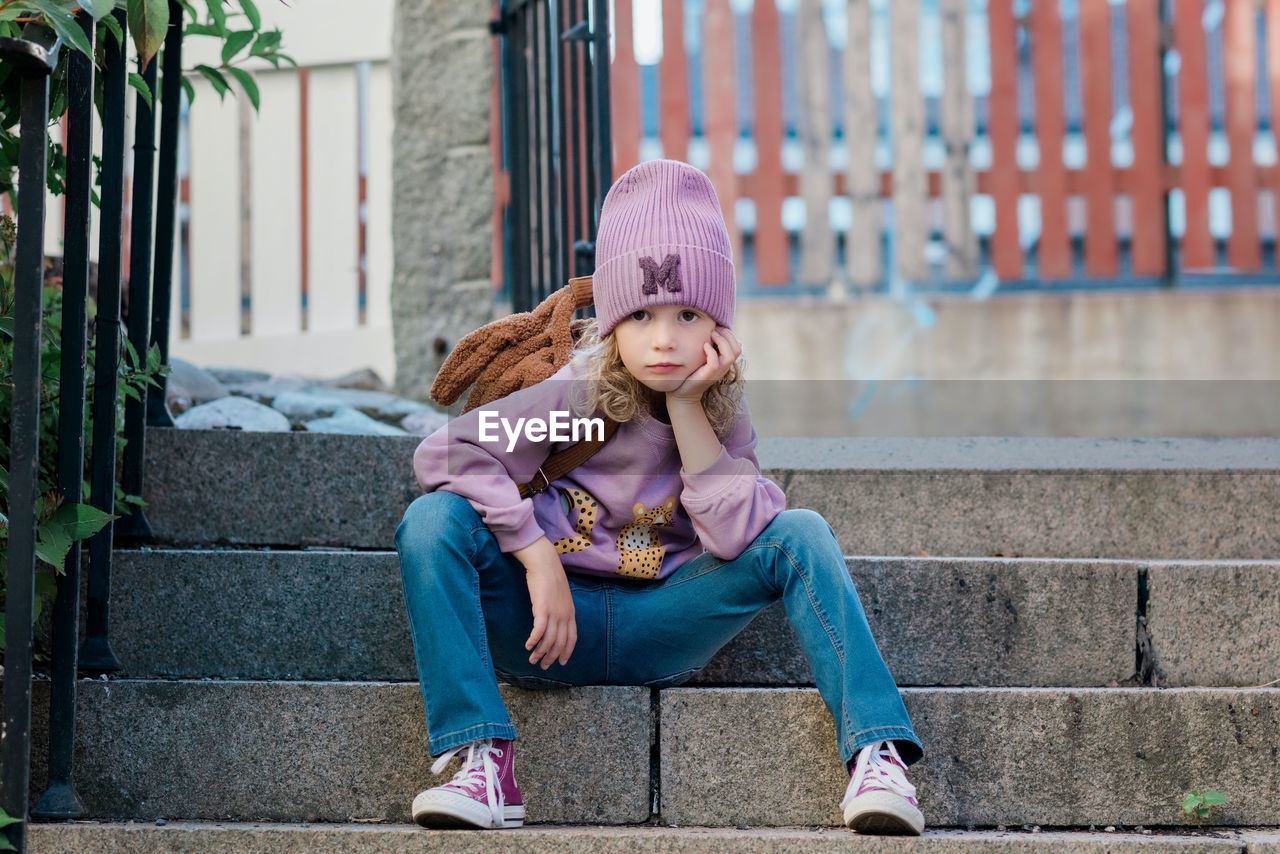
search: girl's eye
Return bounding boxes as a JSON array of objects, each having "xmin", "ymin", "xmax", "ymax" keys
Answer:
[
  {"xmin": 630, "ymin": 310, "xmax": 647, "ymax": 321},
  {"xmin": 680, "ymin": 310, "xmax": 698, "ymax": 321}
]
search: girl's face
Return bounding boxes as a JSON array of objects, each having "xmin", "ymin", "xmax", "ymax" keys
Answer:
[{"xmin": 612, "ymin": 304, "xmax": 718, "ymax": 393}]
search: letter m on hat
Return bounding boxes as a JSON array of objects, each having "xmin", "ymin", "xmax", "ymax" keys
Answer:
[{"xmin": 638, "ymin": 253, "xmax": 683, "ymax": 295}]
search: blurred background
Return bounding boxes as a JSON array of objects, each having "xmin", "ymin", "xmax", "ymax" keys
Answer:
[{"xmin": 20, "ymin": 0, "xmax": 1280, "ymax": 436}]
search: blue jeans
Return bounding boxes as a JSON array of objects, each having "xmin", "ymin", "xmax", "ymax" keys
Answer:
[{"xmin": 395, "ymin": 489, "xmax": 925, "ymax": 769}]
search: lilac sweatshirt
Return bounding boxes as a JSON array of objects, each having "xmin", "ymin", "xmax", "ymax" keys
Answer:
[{"xmin": 412, "ymin": 358, "xmax": 787, "ymax": 581}]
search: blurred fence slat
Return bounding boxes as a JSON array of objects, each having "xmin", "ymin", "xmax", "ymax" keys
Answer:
[
  {"xmin": 610, "ymin": 0, "xmax": 639, "ymax": 178},
  {"xmin": 751, "ymin": 0, "xmax": 788, "ymax": 285},
  {"xmin": 702, "ymin": 0, "xmax": 741, "ymax": 266},
  {"xmin": 249, "ymin": 71, "xmax": 302, "ymax": 336},
  {"xmin": 659, "ymin": 0, "xmax": 690, "ymax": 162},
  {"xmin": 1175, "ymin": 0, "xmax": 1214, "ymax": 270},
  {"xmin": 304, "ymin": 66, "xmax": 359, "ymax": 333},
  {"xmin": 1030, "ymin": 0, "xmax": 1070, "ymax": 278},
  {"xmin": 986, "ymin": 0, "xmax": 1022, "ymax": 279},
  {"xmin": 1223, "ymin": 0, "xmax": 1261, "ymax": 271},
  {"xmin": 1269, "ymin": 0, "xmax": 1280, "ymax": 240},
  {"xmin": 1125, "ymin": 0, "xmax": 1167, "ymax": 276},
  {"xmin": 1079, "ymin": 0, "xmax": 1117, "ymax": 275},
  {"xmin": 889, "ymin": 0, "xmax": 925, "ymax": 283},
  {"xmin": 939, "ymin": 0, "xmax": 976, "ymax": 279},
  {"xmin": 366, "ymin": 62, "xmax": 395, "ymax": 331},
  {"xmin": 186, "ymin": 78, "xmax": 243, "ymax": 340},
  {"xmin": 796, "ymin": 0, "xmax": 833, "ymax": 285},
  {"xmin": 844, "ymin": 0, "xmax": 880, "ymax": 287}
]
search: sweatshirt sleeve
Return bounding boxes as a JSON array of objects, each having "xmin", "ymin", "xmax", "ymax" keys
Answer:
[
  {"xmin": 678, "ymin": 398, "xmax": 787, "ymax": 560},
  {"xmin": 412, "ymin": 366, "xmax": 578, "ymax": 554}
]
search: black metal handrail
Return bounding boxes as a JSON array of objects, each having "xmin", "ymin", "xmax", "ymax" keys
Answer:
[
  {"xmin": 493, "ymin": 0, "xmax": 612, "ymax": 313},
  {"xmin": 1, "ymin": 21, "xmax": 59, "ymax": 854},
  {"xmin": 2, "ymin": 6, "xmax": 184, "ymax": 850}
]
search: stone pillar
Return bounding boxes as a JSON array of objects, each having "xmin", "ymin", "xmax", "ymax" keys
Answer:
[{"xmin": 391, "ymin": 0, "xmax": 498, "ymax": 402}]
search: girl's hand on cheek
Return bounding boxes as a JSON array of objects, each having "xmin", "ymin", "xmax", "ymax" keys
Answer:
[{"xmin": 667, "ymin": 326, "xmax": 742, "ymax": 405}]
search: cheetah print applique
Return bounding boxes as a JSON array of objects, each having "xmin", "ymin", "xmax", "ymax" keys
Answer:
[
  {"xmin": 615, "ymin": 496, "xmax": 677, "ymax": 580},
  {"xmin": 551, "ymin": 486, "xmax": 600, "ymax": 555}
]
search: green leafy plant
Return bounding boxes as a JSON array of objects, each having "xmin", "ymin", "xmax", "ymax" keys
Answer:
[
  {"xmin": 0, "ymin": 0, "xmax": 295, "ymax": 203},
  {"xmin": 0, "ymin": 1, "xmax": 290, "ymax": 656},
  {"xmin": 0, "ymin": 211, "xmax": 170, "ymax": 656},
  {"xmin": 1180, "ymin": 788, "xmax": 1229, "ymax": 822}
]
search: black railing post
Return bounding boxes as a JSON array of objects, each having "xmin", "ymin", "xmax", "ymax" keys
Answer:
[
  {"xmin": 0, "ymin": 23, "xmax": 57, "ymax": 854},
  {"xmin": 31, "ymin": 11, "xmax": 95, "ymax": 822},
  {"xmin": 589, "ymin": 0, "xmax": 611, "ymax": 230},
  {"xmin": 80, "ymin": 8, "xmax": 130, "ymax": 674},
  {"xmin": 146, "ymin": 0, "xmax": 185, "ymax": 430},
  {"xmin": 117, "ymin": 37, "xmax": 162, "ymax": 540}
]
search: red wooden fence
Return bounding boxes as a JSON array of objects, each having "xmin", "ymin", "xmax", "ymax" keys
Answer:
[{"xmin": 492, "ymin": 0, "xmax": 1280, "ymax": 291}]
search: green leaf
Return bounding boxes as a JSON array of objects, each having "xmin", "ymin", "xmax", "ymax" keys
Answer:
[
  {"xmin": 99, "ymin": 11, "xmax": 124, "ymax": 47},
  {"xmin": 0, "ymin": 314, "xmax": 12, "ymax": 338},
  {"xmin": 204, "ymin": 0, "xmax": 227, "ymax": 34},
  {"xmin": 80, "ymin": 0, "xmax": 117, "ymax": 21},
  {"xmin": 31, "ymin": 0, "xmax": 96, "ymax": 59},
  {"xmin": 1201, "ymin": 790, "xmax": 1229, "ymax": 806},
  {"xmin": 183, "ymin": 22, "xmax": 221, "ymax": 37},
  {"xmin": 194, "ymin": 63, "xmax": 228, "ymax": 100},
  {"xmin": 127, "ymin": 0, "xmax": 170, "ymax": 69},
  {"xmin": 180, "ymin": 72, "xmax": 195, "ymax": 106},
  {"xmin": 51, "ymin": 502, "xmax": 114, "ymax": 541},
  {"xmin": 238, "ymin": 0, "xmax": 259, "ymax": 29},
  {"xmin": 0, "ymin": 804, "xmax": 22, "ymax": 829},
  {"xmin": 127, "ymin": 71, "xmax": 153, "ymax": 109},
  {"xmin": 220, "ymin": 28, "xmax": 253, "ymax": 64},
  {"xmin": 249, "ymin": 29, "xmax": 279, "ymax": 55},
  {"xmin": 225, "ymin": 65, "xmax": 258, "ymax": 110}
]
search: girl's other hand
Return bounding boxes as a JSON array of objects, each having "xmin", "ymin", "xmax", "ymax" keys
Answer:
[{"xmin": 512, "ymin": 536, "xmax": 578, "ymax": 669}]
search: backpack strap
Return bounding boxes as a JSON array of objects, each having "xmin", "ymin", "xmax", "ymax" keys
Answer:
[{"xmin": 517, "ymin": 416, "xmax": 621, "ymax": 499}]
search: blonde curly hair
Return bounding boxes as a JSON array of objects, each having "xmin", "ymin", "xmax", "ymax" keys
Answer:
[{"xmin": 566, "ymin": 315, "xmax": 746, "ymax": 443}]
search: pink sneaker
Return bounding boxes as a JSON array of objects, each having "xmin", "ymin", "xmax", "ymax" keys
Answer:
[
  {"xmin": 412, "ymin": 737, "xmax": 525, "ymax": 829},
  {"xmin": 840, "ymin": 740, "xmax": 925, "ymax": 835}
]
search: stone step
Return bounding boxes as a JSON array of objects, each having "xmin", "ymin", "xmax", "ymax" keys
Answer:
[
  {"xmin": 95, "ymin": 549, "xmax": 1129, "ymax": 687},
  {"xmin": 93, "ymin": 549, "xmax": 1279, "ymax": 688},
  {"xmin": 25, "ymin": 821, "xmax": 1280, "ymax": 853},
  {"xmin": 19, "ymin": 680, "xmax": 1280, "ymax": 827},
  {"xmin": 142, "ymin": 428, "xmax": 1280, "ymax": 559}
]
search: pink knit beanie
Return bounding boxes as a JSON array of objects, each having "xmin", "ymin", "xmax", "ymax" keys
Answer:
[{"xmin": 592, "ymin": 159, "xmax": 736, "ymax": 338}]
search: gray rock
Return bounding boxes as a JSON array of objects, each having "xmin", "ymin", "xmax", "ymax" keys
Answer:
[
  {"xmin": 166, "ymin": 359, "xmax": 229, "ymax": 416},
  {"xmin": 323, "ymin": 387, "xmax": 430, "ymax": 420},
  {"xmin": 304, "ymin": 407, "xmax": 408, "ymax": 436},
  {"xmin": 174, "ymin": 396, "xmax": 292, "ymax": 432},
  {"xmin": 320, "ymin": 368, "xmax": 388, "ymax": 392},
  {"xmin": 225, "ymin": 378, "xmax": 314, "ymax": 402},
  {"xmin": 204, "ymin": 367, "xmax": 271, "ymax": 386},
  {"xmin": 269, "ymin": 391, "xmax": 348, "ymax": 425},
  {"xmin": 400, "ymin": 408, "xmax": 449, "ymax": 436},
  {"xmin": 237, "ymin": 382, "xmax": 426, "ymax": 424}
]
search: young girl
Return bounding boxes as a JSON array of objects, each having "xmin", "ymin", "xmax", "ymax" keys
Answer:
[{"xmin": 396, "ymin": 158, "xmax": 926, "ymax": 835}]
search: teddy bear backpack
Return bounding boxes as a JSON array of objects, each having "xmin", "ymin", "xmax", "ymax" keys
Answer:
[{"xmin": 428, "ymin": 275, "xmax": 621, "ymax": 499}]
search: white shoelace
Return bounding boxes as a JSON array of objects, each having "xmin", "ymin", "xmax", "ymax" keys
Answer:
[
  {"xmin": 430, "ymin": 738, "xmax": 505, "ymax": 825},
  {"xmin": 841, "ymin": 739, "xmax": 917, "ymax": 810}
]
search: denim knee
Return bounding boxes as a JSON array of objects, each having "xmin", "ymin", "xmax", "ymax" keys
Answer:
[
  {"xmin": 395, "ymin": 489, "xmax": 481, "ymax": 557},
  {"xmin": 762, "ymin": 507, "xmax": 837, "ymax": 544}
]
